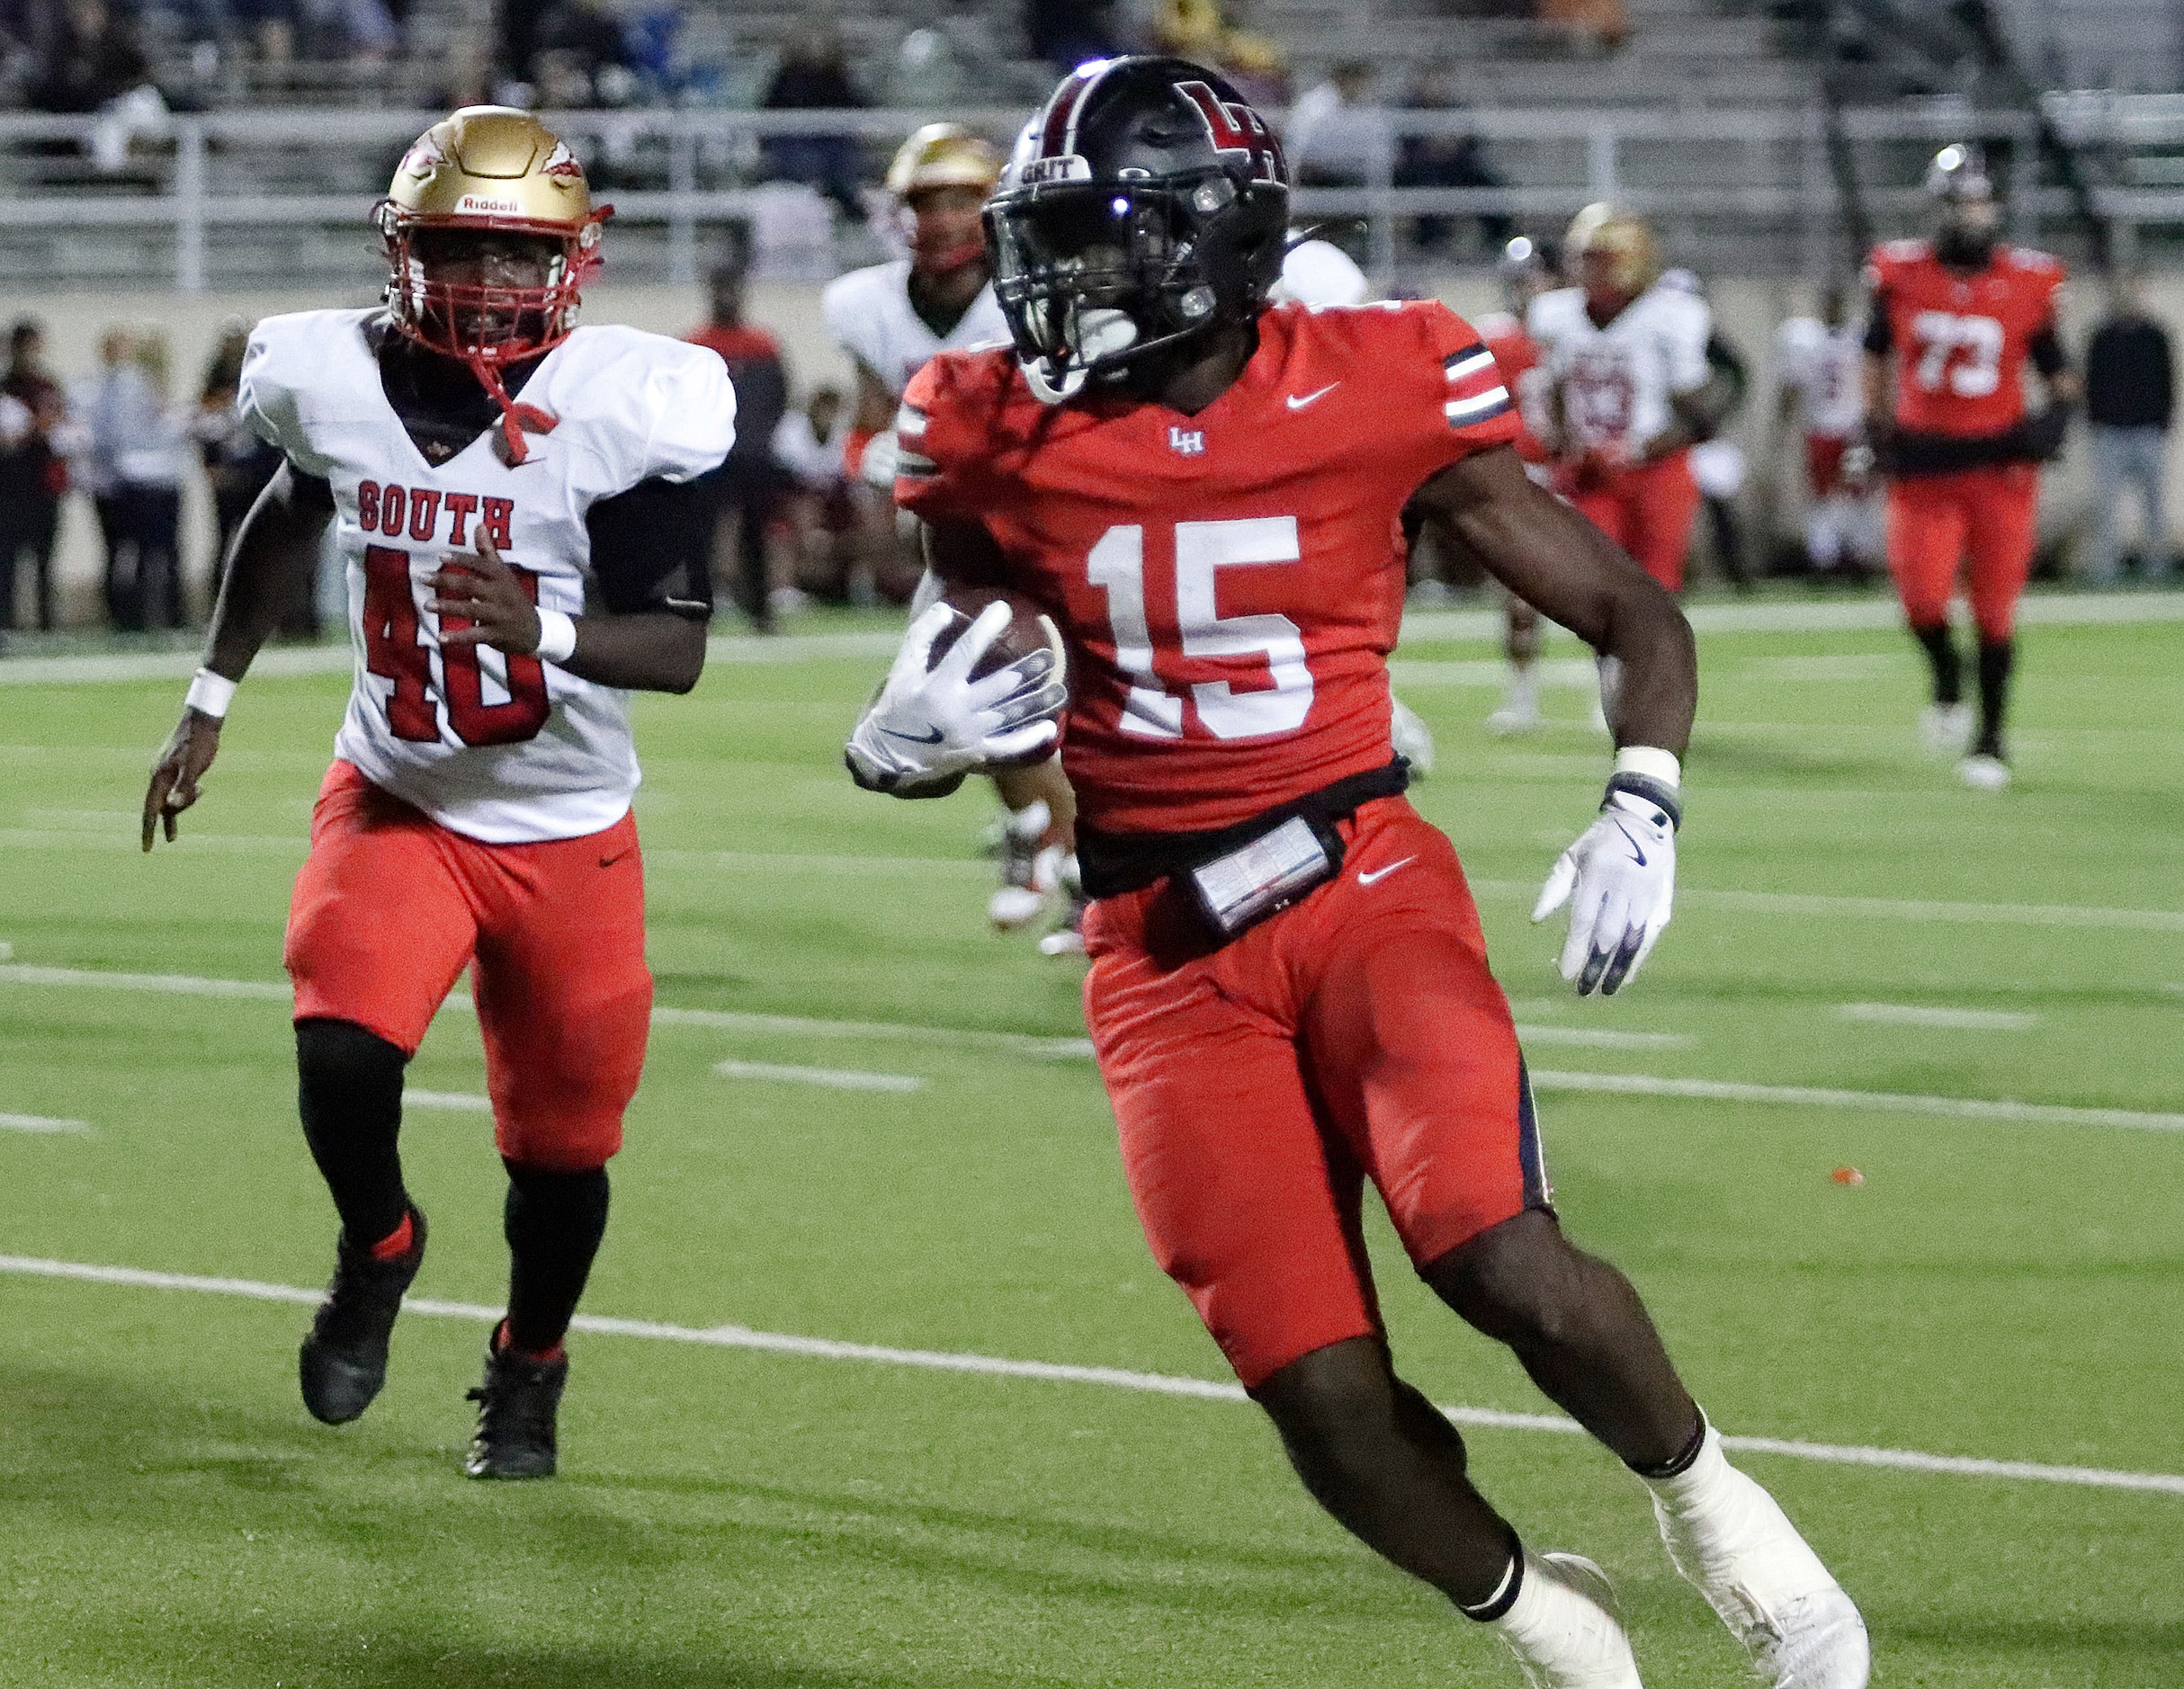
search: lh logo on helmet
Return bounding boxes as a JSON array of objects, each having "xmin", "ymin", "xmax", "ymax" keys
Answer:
[{"xmin": 1175, "ymin": 81, "xmax": 1284, "ymax": 183}]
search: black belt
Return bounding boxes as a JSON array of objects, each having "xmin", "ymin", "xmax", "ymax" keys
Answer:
[{"xmin": 1077, "ymin": 758, "xmax": 1412, "ymax": 900}]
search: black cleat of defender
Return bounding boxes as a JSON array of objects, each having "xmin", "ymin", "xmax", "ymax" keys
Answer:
[
  {"xmin": 464, "ymin": 1343, "xmax": 568, "ymax": 1479},
  {"xmin": 298, "ymin": 1204, "xmax": 427, "ymax": 1425}
]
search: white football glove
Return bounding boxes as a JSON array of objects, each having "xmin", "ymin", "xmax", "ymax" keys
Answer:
[
  {"xmin": 1531, "ymin": 779, "xmax": 1679, "ymax": 996},
  {"xmin": 846, "ymin": 600, "xmax": 1066, "ymax": 797},
  {"xmin": 858, "ymin": 427, "xmax": 900, "ymax": 489}
]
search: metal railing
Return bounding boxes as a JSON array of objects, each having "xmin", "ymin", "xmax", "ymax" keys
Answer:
[{"xmin": 6, "ymin": 98, "xmax": 2184, "ymax": 290}]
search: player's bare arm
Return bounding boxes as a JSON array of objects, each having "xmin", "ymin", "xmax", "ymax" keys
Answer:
[
  {"xmin": 430, "ymin": 529, "xmax": 705, "ymax": 695},
  {"xmin": 1412, "ymin": 443, "xmax": 1695, "ymax": 754},
  {"xmin": 141, "ymin": 460, "xmax": 335, "ymax": 849}
]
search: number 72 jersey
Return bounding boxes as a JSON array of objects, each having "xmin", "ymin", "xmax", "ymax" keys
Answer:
[
  {"xmin": 1865, "ymin": 238, "xmax": 2064, "ymax": 437},
  {"xmin": 896, "ymin": 300, "xmax": 1520, "ymax": 834}
]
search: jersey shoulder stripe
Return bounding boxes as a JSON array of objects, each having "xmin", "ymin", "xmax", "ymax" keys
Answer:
[{"xmin": 1443, "ymin": 339, "xmax": 1512, "ymax": 428}]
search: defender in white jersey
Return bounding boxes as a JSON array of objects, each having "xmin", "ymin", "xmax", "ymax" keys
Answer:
[
  {"xmin": 1528, "ymin": 204, "xmax": 1716, "ymax": 592},
  {"xmin": 1776, "ymin": 285, "xmax": 1880, "ymax": 575},
  {"xmin": 140, "ymin": 106, "xmax": 734, "ymax": 1479}
]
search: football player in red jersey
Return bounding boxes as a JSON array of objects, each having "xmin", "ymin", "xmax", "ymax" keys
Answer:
[
  {"xmin": 1862, "ymin": 144, "xmax": 2078, "ymax": 790},
  {"xmin": 846, "ymin": 59, "xmax": 1866, "ymax": 1689}
]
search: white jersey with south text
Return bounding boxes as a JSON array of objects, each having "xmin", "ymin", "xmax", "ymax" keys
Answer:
[
  {"xmin": 1528, "ymin": 281, "xmax": 1710, "ymax": 454},
  {"xmin": 1777, "ymin": 315, "xmax": 1865, "ymax": 440},
  {"xmin": 820, "ymin": 259, "xmax": 1010, "ymax": 400},
  {"xmin": 239, "ymin": 309, "xmax": 736, "ymax": 844}
]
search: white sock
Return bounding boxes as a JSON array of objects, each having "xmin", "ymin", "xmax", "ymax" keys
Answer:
[
  {"xmin": 1639, "ymin": 1416, "xmax": 1735, "ymax": 1526},
  {"xmin": 1490, "ymin": 1550, "xmax": 1636, "ymax": 1686},
  {"xmin": 1502, "ymin": 665, "xmax": 1539, "ymax": 714},
  {"xmin": 1641, "ymin": 1416, "xmax": 1836, "ymax": 1612}
]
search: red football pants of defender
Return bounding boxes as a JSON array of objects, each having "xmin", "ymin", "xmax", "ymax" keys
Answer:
[
  {"xmin": 1082, "ymin": 798, "xmax": 1550, "ymax": 1390},
  {"xmin": 1570, "ymin": 449, "xmax": 1702, "ymax": 592},
  {"xmin": 1885, "ymin": 463, "xmax": 2039, "ymax": 641},
  {"xmin": 285, "ymin": 761, "xmax": 652, "ymax": 1170}
]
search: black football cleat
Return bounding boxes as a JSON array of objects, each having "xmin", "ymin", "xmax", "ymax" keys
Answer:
[
  {"xmin": 463, "ymin": 1339, "xmax": 568, "ymax": 1479},
  {"xmin": 298, "ymin": 1204, "xmax": 426, "ymax": 1425}
]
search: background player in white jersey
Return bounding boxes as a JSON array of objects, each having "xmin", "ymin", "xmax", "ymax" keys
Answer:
[
  {"xmin": 1777, "ymin": 284, "xmax": 1880, "ymax": 576},
  {"xmin": 826, "ymin": 124, "xmax": 1080, "ymax": 935},
  {"xmin": 1529, "ymin": 204, "xmax": 1720, "ymax": 595},
  {"xmin": 139, "ymin": 106, "xmax": 735, "ymax": 1479}
]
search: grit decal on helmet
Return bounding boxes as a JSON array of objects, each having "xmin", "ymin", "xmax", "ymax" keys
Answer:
[
  {"xmin": 988, "ymin": 56, "xmax": 1290, "ymax": 405},
  {"xmin": 375, "ymin": 105, "xmax": 610, "ymax": 463}
]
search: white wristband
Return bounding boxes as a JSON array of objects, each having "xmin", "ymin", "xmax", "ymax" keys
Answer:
[
  {"xmin": 533, "ymin": 609, "xmax": 577, "ymax": 665},
  {"xmin": 184, "ymin": 666, "xmax": 237, "ymax": 719},
  {"xmin": 1614, "ymin": 745, "xmax": 1682, "ymax": 789}
]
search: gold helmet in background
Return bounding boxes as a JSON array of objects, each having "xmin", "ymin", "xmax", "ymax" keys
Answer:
[
  {"xmin": 376, "ymin": 106, "xmax": 609, "ymax": 371},
  {"xmin": 1565, "ymin": 201, "xmax": 1658, "ymax": 298},
  {"xmin": 884, "ymin": 122, "xmax": 1004, "ymax": 201}
]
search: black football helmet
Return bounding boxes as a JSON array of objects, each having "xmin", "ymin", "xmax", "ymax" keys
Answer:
[
  {"xmin": 1927, "ymin": 143, "xmax": 2001, "ymax": 269},
  {"xmin": 987, "ymin": 57, "xmax": 1289, "ymax": 404}
]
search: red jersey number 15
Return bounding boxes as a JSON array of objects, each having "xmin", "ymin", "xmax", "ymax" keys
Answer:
[
  {"xmin": 361, "ymin": 544, "xmax": 552, "ymax": 747},
  {"xmin": 1086, "ymin": 516, "xmax": 1313, "ymax": 741}
]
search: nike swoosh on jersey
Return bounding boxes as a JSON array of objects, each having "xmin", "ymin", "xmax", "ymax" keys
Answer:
[
  {"xmin": 1286, "ymin": 383, "xmax": 1339, "ymax": 411},
  {"xmin": 1357, "ymin": 856, "xmax": 1416, "ymax": 886},
  {"xmin": 882, "ymin": 723, "xmax": 946, "ymax": 745}
]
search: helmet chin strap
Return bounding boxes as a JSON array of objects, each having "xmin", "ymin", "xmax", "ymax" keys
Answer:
[
  {"xmin": 465, "ymin": 352, "xmax": 559, "ymax": 466},
  {"xmin": 1024, "ymin": 306, "xmax": 1140, "ymax": 407}
]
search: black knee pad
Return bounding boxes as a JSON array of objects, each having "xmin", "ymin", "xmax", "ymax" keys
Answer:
[
  {"xmin": 295, "ymin": 1017, "xmax": 405, "ymax": 1129},
  {"xmin": 502, "ymin": 1160, "xmax": 611, "ymax": 1248}
]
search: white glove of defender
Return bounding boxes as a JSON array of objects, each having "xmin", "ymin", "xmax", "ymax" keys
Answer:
[
  {"xmin": 846, "ymin": 600, "xmax": 1066, "ymax": 796},
  {"xmin": 1532, "ymin": 785, "xmax": 1678, "ymax": 996},
  {"xmin": 858, "ymin": 428, "xmax": 900, "ymax": 489}
]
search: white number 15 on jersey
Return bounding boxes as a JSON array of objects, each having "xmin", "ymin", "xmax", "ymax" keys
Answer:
[{"xmin": 1087, "ymin": 517, "xmax": 1313, "ymax": 741}]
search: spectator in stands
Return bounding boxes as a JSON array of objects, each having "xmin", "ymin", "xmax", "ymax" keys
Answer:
[
  {"xmin": 1286, "ymin": 61, "xmax": 1393, "ymax": 190},
  {"xmin": 192, "ymin": 317, "xmax": 300, "ymax": 629},
  {"xmin": 1540, "ymin": 0, "xmax": 1628, "ymax": 54},
  {"xmin": 27, "ymin": 0, "xmax": 147, "ymax": 112},
  {"xmin": 0, "ymin": 317, "xmax": 70, "ymax": 632},
  {"xmin": 1394, "ymin": 61, "xmax": 1511, "ymax": 253},
  {"xmin": 687, "ymin": 246, "xmax": 790, "ymax": 632},
  {"xmin": 760, "ymin": 26, "xmax": 867, "ymax": 223},
  {"xmin": 2083, "ymin": 271, "xmax": 2176, "ymax": 585},
  {"xmin": 1022, "ymin": 0, "xmax": 1121, "ymax": 79},
  {"xmin": 530, "ymin": 0, "xmax": 636, "ymax": 104},
  {"xmin": 79, "ymin": 323, "xmax": 187, "ymax": 631},
  {"xmin": 1150, "ymin": 0, "xmax": 1290, "ymax": 107}
]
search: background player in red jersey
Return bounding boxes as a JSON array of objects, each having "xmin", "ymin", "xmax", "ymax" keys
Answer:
[
  {"xmin": 846, "ymin": 58, "xmax": 1866, "ymax": 1689},
  {"xmin": 1861, "ymin": 144, "xmax": 2078, "ymax": 790}
]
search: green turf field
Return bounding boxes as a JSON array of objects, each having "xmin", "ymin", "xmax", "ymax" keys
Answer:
[{"xmin": 2, "ymin": 600, "xmax": 2180, "ymax": 1687}]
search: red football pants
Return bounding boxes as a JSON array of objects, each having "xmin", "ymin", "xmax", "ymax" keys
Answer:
[
  {"xmin": 1885, "ymin": 464, "xmax": 2039, "ymax": 641},
  {"xmin": 1571, "ymin": 450, "xmax": 1702, "ymax": 592},
  {"xmin": 285, "ymin": 761, "xmax": 652, "ymax": 1169},
  {"xmin": 1082, "ymin": 798, "xmax": 1549, "ymax": 1390}
]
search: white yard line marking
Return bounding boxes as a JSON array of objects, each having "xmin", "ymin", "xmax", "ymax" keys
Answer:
[
  {"xmin": 1839, "ymin": 1004, "xmax": 2040, "ymax": 1032},
  {"xmin": 11, "ymin": 965, "xmax": 2174, "ymax": 1125},
  {"xmin": 0, "ymin": 966, "xmax": 1096, "ymax": 1059},
  {"xmin": 1467, "ymin": 882, "xmax": 2184, "ymax": 934},
  {"xmin": 712, "ymin": 1059, "xmax": 926, "ymax": 1094},
  {"xmin": 0, "ymin": 1113, "xmax": 91, "ymax": 1134},
  {"xmin": 1397, "ymin": 590, "xmax": 2184, "ymax": 644},
  {"xmin": 1513, "ymin": 1025, "xmax": 1690, "ymax": 1050},
  {"xmin": 1388, "ymin": 658, "xmax": 1598, "ymax": 689},
  {"xmin": 406, "ymin": 1090, "xmax": 492, "ymax": 1112},
  {"xmin": 0, "ymin": 1251, "xmax": 2177, "ymax": 1497},
  {"xmin": 1529, "ymin": 1069, "xmax": 2184, "ymax": 1132},
  {"xmin": 0, "ymin": 941, "xmax": 12, "ymax": 961}
]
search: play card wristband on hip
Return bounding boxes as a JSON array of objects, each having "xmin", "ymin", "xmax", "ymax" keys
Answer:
[
  {"xmin": 1603, "ymin": 745, "xmax": 1682, "ymax": 829},
  {"xmin": 184, "ymin": 666, "xmax": 237, "ymax": 720}
]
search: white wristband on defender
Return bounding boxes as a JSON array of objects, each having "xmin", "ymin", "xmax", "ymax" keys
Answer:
[
  {"xmin": 533, "ymin": 610, "xmax": 577, "ymax": 664},
  {"xmin": 184, "ymin": 667, "xmax": 237, "ymax": 719},
  {"xmin": 1615, "ymin": 745, "xmax": 1681, "ymax": 789}
]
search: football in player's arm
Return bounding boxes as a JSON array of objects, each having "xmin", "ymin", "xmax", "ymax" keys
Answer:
[
  {"xmin": 141, "ymin": 106, "xmax": 735, "ymax": 1480},
  {"xmin": 847, "ymin": 57, "xmax": 1867, "ymax": 1689},
  {"xmin": 1857, "ymin": 143, "xmax": 2078, "ymax": 789}
]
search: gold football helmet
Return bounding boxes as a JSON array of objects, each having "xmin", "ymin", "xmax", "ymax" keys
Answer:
[
  {"xmin": 884, "ymin": 122, "xmax": 1004, "ymax": 201},
  {"xmin": 1565, "ymin": 201, "xmax": 1657, "ymax": 298},
  {"xmin": 376, "ymin": 106, "xmax": 608, "ymax": 372}
]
